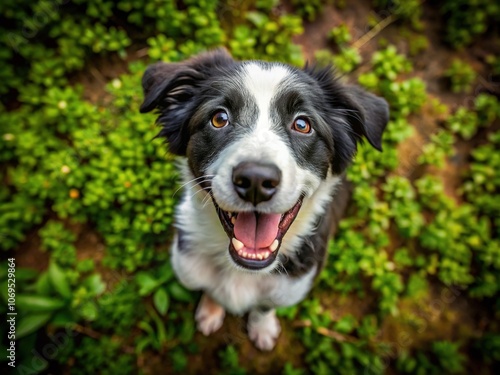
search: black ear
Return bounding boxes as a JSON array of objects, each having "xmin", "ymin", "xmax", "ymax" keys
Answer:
[
  {"xmin": 344, "ymin": 85, "xmax": 389, "ymax": 151},
  {"xmin": 303, "ymin": 65, "xmax": 389, "ymax": 174},
  {"xmin": 139, "ymin": 48, "xmax": 234, "ymax": 155}
]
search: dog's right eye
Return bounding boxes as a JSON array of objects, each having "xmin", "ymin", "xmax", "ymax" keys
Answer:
[{"xmin": 211, "ymin": 111, "xmax": 229, "ymax": 128}]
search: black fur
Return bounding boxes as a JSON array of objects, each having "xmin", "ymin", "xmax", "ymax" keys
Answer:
[{"xmin": 140, "ymin": 49, "xmax": 236, "ymax": 156}]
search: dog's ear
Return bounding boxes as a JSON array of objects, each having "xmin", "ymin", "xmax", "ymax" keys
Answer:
[
  {"xmin": 343, "ymin": 85, "xmax": 389, "ymax": 152},
  {"xmin": 332, "ymin": 85, "xmax": 389, "ymax": 173},
  {"xmin": 304, "ymin": 66, "xmax": 389, "ymax": 173},
  {"xmin": 139, "ymin": 48, "xmax": 234, "ymax": 155}
]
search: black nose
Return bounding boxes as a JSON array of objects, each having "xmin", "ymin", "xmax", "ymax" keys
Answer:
[{"xmin": 232, "ymin": 162, "xmax": 281, "ymax": 205}]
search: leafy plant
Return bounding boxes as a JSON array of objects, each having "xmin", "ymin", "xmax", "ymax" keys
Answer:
[
  {"xmin": 292, "ymin": 0, "xmax": 330, "ymax": 22},
  {"xmin": 332, "ymin": 47, "xmax": 362, "ymax": 73},
  {"xmin": 441, "ymin": 0, "xmax": 500, "ymax": 48},
  {"xmin": 445, "ymin": 107, "xmax": 479, "ymax": 140},
  {"xmin": 445, "ymin": 59, "xmax": 477, "ymax": 94},
  {"xmin": 219, "ymin": 345, "xmax": 247, "ymax": 375},
  {"xmin": 329, "ymin": 24, "xmax": 352, "ymax": 45}
]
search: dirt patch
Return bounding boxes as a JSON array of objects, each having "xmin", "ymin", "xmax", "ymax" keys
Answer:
[
  {"xmin": 70, "ymin": 45, "xmax": 148, "ymax": 104},
  {"xmin": 13, "ymin": 228, "xmax": 48, "ymax": 272}
]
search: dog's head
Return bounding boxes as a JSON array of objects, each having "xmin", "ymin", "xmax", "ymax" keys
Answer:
[{"xmin": 141, "ymin": 49, "xmax": 389, "ymax": 271}]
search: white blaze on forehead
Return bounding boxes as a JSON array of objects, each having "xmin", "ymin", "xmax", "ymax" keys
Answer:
[{"xmin": 242, "ymin": 63, "xmax": 291, "ymax": 128}]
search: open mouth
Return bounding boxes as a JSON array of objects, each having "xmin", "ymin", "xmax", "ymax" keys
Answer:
[{"xmin": 212, "ymin": 196, "xmax": 303, "ymax": 270}]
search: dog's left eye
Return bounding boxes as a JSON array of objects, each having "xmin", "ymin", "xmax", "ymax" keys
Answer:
[
  {"xmin": 211, "ymin": 111, "xmax": 229, "ymax": 128},
  {"xmin": 292, "ymin": 117, "xmax": 312, "ymax": 134}
]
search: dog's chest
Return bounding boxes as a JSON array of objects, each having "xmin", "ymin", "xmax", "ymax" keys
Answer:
[{"xmin": 171, "ymin": 238, "xmax": 316, "ymax": 314}]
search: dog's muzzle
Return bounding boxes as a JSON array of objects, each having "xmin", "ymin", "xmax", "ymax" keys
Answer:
[{"xmin": 211, "ymin": 162, "xmax": 303, "ymax": 270}]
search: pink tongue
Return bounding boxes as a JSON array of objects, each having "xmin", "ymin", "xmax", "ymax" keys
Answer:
[{"xmin": 233, "ymin": 212, "xmax": 281, "ymax": 249}]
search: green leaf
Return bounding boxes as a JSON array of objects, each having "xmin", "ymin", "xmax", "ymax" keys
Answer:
[
  {"xmin": 48, "ymin": 262, "xmax": 71, "ymax": 299},
  {"xmin": 35, "ymin": 272, "xmax": 52, "ymax": 295},
  {"xmin": 16, "ymin": 295, "xmax": 66, "ymax": 312},
  {"xmin": 153, "ymin": 287, "xmax": 169, "ymax": 316},
  {"xmin": 136, "ymin": 272, "xmax": 160, "ymax": 296},
  {"xmin": 15, "ymin": 268, "xmax": 39, "ymax": 282},
  {"xmin": 135, "ymin": 336, "xmax": 152, "ymax": 354},
  {"xmin": 158, "ymin": 262, "xmax": 175, "ymax": 283},
  {"xmin": 168, "ymin": 282, "xmax": 193, "ymax": 302},
  {"xmin": 83, "ymin": 274, "xmax": 106, "ymax": 296},
  {"xmin": 17, "ymin": 312, "xmax": 53, "ymax": 339},
  {"xmin": 80, "ymin": 301, "xmax": 98, "ymax": 321},
  {"xmin": 246, "ymin": 11, "xmax": 268, "ymax": 28},
  {"xmin": 50, "ymin": 309, "xmax": 75, "ymax": 327}
]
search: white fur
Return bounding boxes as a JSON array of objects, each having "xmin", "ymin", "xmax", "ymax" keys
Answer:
[
  {"xmin": 248, "ymin": 309, "xmax": 281, "ymax": 351},
  {"xmin": 195, "ymin": 294, "xmax": 226, "ymax": 335}
]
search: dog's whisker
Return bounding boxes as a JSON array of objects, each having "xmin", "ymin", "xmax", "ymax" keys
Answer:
[
  {"xmin": 173, "ymin": 175, "xmax": 215, "ymax": 197},
  {"xmin": 187, "ymin": 186, "xmax": 212, "ymax": 202},
  {"xmin": 201, "ymin": 193, "xmax": 213, "ymax": 208}
]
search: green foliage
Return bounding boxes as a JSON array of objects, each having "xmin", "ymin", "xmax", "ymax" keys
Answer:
[
  {"xmin": 382, "ymin": 176, "xmax": 424, "ymax": 238},
  {"xmin": 291, "ymin": 0, "xmax": 330, "ymax": 22},
  {"xmin": 462, "ymin": 131, "xmax": 500, "ymax": 218},
  {"xmin": 418, "ymin": 130, "xmax": 455, "ymax": 168},
  {"xmin": 298, "ymin": 305, "xmax": 387, "ymax": 374},
  {"xmin": 473, "ymin": 333, "xmax": 500, "ymax": 364},
  {"xmin": 39, "ymin": 220, "xmax": 77, "ymax": 267},
  {"xmin": 59, "ymin": 336, "xmax": 135, "ymax": 375},
  {"xmin": 229, "ymin": 11, "xmax": 304, "ymax": 65},
  {"xmin": 329, "ymin": 24, "xmax": 352, "ymax": 45},
  {"xmin": 1, "ymin": 1, "xmax": 499, "ymax": 374},
  {"xmin": 446, "ymin": 107, "xmax": 479, "ymax": 140},
  {"xmin": 219, "ymin": 345, "xmax": 247, "ymax": 375},
  {"xmin": 475, "ymin": 93, "xmax": 500, "ymax": 126},
  {"xmin": 396, "ymin": 341, "xmax": 466, "ymax": 375},
  {"xmin": 374, "ymin": 0, "xmax": 423, "ymax": 28},
  {"xmin": 333, "ymin": 47, "xmax": 362, "ymax": 74},
  {"xmin": 405, "ymin": 33, "xmax": 429, "ymax": 57},
  {"xmin": 359, "ymin": 46, "xmax": 425, "ymax": 118},
  {"xmin": 282, "ymin": 362, "xmax": 306, "ymax": 375},
  {"xmin": 371, "ymin": 45, "xmax": 412, "ymax": 80},
  {"xmin": 486, "ymin": 54, "xmax": 500, "ymax": 76},
  {"xmin": 445, "ymin": 59, "xmax": 477, "ymax": 94},
  {"xmin": 441, "ymin": 0, "xmax": 500, "ymax": 48}
]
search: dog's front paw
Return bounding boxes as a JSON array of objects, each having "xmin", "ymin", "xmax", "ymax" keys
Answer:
[
  {"xmin": 248, "ymin": 310, "xmax": 281, "ymax": 351},
  {"xmin": 195, "ymin": 293, "xmax": 226, "ymax": 336}
]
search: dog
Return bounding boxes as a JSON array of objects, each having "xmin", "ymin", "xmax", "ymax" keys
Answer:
[{"xmin": 140, "ymin": 49, "xmax": 388, "ymax": 351}]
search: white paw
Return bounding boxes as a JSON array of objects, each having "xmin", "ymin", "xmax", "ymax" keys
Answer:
[
  {"xmin": 195, "ymin": 294, "xmax": 226, "ymax": 336},
  {"xmin": 248, "ymin": 311, "xmax": 281, "ymax": 351}
]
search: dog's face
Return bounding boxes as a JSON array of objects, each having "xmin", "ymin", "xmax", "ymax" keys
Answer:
[{"xmin": 141, "ymin": 49, "xmax": 388, "ymax": 272}]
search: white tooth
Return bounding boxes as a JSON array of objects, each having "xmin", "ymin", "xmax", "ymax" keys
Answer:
[
  {"xmin": 263, "ymin": 251, "xmax": 270, "ymax": 259},
  {"xmin": 232, "ymin": 238, "xmax": 244, "ymax": 251},
  {"xmin": 251, "ymin": 253, "xmax": 256, "ymax": 259},
  {"xmin": 231, "ymin": 217, "xmax": 236, "ymax": 225},
  {"xmin": 243, "ymin": 251, "xmax": 248, "ymax": 258},
  {"xmin": 270, "ymin": 239, "xmax": 279, "ymax": 252},
  {"xmin": 257, "ymin": 253, "xmax": 263, "ymax": 260}
]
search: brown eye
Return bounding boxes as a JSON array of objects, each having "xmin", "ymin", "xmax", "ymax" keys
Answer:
[
  {"xmin": 211, "ymin": 111, "xmax": 229, "ymax": 128},
  {"xmin": 292, "ymin": 117, "xmax": 311, "ymax": 134}
]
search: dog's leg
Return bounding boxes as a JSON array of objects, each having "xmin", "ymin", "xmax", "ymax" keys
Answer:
[
  {"xmin": 247, "ymin": 308, "xmax": 281, "ymax": 351},
  {"xmin": 195, "ymin": 293, "xmax": 226, "ymax": 336}
]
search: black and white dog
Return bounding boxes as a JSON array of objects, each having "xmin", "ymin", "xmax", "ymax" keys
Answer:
[{"xmin": 140, "ymin": 49, "xmax": 388, "ymax": 350}]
